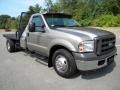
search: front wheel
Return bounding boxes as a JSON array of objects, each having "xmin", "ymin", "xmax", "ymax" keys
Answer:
[{"xmin": 52, "ymin": 49, "xmax": 77, "ymax": 78}]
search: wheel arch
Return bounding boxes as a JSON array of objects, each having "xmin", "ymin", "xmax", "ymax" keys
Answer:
[{"xmin": 48, "ymin": 44, "xmax": 74, "ymax": 67}]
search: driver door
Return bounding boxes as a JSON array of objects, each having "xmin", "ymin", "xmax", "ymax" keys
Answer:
[{"xmin": 27, "ymin": 15, "xmax": 45, "ymax": 52}]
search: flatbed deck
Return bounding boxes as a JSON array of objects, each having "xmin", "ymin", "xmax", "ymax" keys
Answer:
[{"xmin": 3, "ymin": 33, "xmax": 19, "ymax": 41}]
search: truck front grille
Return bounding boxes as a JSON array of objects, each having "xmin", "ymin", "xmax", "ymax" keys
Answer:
[{"xmin": 95, "ymin": 35, "xmax": 116, "ymax": 55}]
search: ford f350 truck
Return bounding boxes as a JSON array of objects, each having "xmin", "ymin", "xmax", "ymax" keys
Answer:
[{"xmin": 3, "ymin": 12, "xmax": 117, "ymax": 78}]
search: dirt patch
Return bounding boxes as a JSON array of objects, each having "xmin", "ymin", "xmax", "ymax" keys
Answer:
[
  {"xmin": 0, "ymin": 29, "xmax": 16, "ymax": 32},
  {"xmin": 0, "ymin": 29, "xmax": 5, "ymax": 32}
]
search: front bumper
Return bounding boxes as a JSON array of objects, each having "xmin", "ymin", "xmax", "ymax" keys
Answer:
[{"xmin": 73, "ymin": 48, "xmax": 117, "ymax": 71}]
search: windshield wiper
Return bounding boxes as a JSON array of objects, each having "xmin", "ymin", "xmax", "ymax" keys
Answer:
[
  {"xmin": 50, "ymin": 25, "xmax": 80, "ymax": 28},
  {"xmin": 67, "ymin": 25, "xmax": 80, "ymax": 27},
  {"xmin": 50, "ymin": 25, "xmax": 66, "ymax": 28}
]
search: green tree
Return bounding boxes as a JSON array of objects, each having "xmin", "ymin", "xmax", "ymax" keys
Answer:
[
  {"xmin": 0, "ymin": 15, "xmax": 11, "ymax": 29},
  {"xmin": 28, "ymin": 4, "xmax": 41, "ymax": 14},
  {"xmin": 45, "ymin": 0, "xmax": 60, "ymax": 12},
  {"xmin": 20, "ymin": 4, "xmax": 42, "ymax": 29}
]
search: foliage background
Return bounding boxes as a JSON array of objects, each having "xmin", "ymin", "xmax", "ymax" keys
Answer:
[{"xmin": 0, "ymin": 0, "xmax": 120, "ymax": 29}]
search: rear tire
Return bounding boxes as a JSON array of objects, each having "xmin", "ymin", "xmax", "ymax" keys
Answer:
[
  {"xmin": 6, "ymin": 40, "xmax": 15, "ymax": 53},
  {"xmin": 52, "ymin": 49, "xmax": 77, "ymax": 78}
]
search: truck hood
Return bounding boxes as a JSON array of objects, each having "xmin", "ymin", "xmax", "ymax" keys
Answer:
[{"xmin": 55, "ymin": 27, "xmax": 114, "ymax": 40}]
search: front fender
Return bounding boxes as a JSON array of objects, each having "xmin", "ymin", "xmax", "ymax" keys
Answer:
[{"xmin": 49, "ymin": 39, "xmax": 77, "ymax": 53}]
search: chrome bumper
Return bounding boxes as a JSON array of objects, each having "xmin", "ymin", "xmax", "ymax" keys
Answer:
[{"xmin": 73, "ymin": 49, "xmax": 117, "ymax": 71}]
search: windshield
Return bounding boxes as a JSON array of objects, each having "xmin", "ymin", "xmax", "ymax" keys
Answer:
[{"xmin": 44, "ymin": 14, "xmax": 80, "ymax": 28}]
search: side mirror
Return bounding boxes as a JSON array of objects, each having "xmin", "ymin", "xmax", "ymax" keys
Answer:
[
  {"xmin": 29, "ymin": 22, "xmax": 35, "ymax": 32},
  {"xmin": 40, "ymin": 24, "xmax": 46, "ymax": 33},
  {"xmin": 41, "ymin": 24, "xmax": 45, "ymax": 29}
]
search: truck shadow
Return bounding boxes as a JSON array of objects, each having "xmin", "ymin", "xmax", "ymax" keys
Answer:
[
  {"xmin": 23, "ymin": 50, "xmax": 116, "ymax": 79},
  {"xmin": 23, "ymin": 50, "xmax": 49, "ymax": 67},
  {"xmin": 71, "ymin": 61, "xmax": 116, "ymax": 79}
]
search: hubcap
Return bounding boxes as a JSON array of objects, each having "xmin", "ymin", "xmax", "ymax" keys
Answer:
[
  {"xmin": 7, "ymin": 42, "xmax": 10, "ymax": 50},
  {"xmin": 55, "ymin": 55, "xmax": 68, "ymax": 73}
]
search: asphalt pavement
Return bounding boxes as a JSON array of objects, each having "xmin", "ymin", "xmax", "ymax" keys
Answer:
[{"xmin": 0, "ymin": 32, "xmax": 120, "ymax": 90}]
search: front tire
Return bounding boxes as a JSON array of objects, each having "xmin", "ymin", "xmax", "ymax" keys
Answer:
[
  {"xmin": 52, "ymin": 49, "xmax": 77, "ymax": 78},
  {"xmin": 6, "ymin": 40, "xmax": 15, "ymax": 53}
]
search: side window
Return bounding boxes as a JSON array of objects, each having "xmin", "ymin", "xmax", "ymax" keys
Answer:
[{"xmin": 31, "ymin": 16, "xmax": 44, "ymax": 32}]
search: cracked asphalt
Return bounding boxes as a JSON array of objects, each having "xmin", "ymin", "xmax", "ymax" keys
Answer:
[{"xmin": 0, "ymin": 32, "xmax": 120, "ymax": 90}]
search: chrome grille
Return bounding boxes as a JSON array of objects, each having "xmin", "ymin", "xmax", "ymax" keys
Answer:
[{"xmin": 95, "ymin": 35, "xmax": 116, "ymax": 55}]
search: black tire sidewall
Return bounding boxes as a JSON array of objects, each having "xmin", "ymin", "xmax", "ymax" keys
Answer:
[
  {"xmin": 6, "ymin": 40, "xmax": 15, "ymax": 52},
  {"xmin": 52, "ymin": 49, "xmax": 77, "ymax": 78}
]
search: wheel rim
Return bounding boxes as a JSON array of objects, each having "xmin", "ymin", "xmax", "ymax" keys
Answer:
[
  {"xmin": 55, "ymin": 55, "xmax": 68, "ymax": 73},
  {"xmin": 7, "ymin": 42, "xmax": 10, "ymax": 50}
]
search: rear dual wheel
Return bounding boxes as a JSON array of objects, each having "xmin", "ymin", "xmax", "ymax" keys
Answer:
[{"xmin": 6, "ymin": 40, "xmax": 16, "ymax": 52}]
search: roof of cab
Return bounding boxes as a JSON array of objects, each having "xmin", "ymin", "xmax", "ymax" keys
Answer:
[
  {"xmin": 29, "ymin": 12, "xmax": 72, "ymax": 18},
  {"xmin": 42, "ymin": 12, "xmax": 71, "ymax": 16}
]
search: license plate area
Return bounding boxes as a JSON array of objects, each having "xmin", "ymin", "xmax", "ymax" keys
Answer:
[{"xmin": 107, "ymin": 56, "xmax": 114, "ymax": 64}]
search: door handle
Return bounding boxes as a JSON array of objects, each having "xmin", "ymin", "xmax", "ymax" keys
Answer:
[{"xmin": 27, "ymin": 33, "xmax": 29, "ymax": 37}]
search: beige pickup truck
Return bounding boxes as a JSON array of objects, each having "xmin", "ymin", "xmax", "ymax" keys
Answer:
[{"xmin": 3, "ymin": 12, "xmax": 117, "ymax": 78}]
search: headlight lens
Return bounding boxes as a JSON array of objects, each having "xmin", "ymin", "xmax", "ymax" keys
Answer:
[{"xmin": 79, "ymin": 41, "xmax": 94, "ymax": 52}]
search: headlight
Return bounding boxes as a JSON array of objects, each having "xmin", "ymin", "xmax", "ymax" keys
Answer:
[{"xmin": 79, "ymin": 41, "xmax": 94, "ymax": 52}]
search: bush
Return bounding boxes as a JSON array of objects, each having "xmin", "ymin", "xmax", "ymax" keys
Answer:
[
  {"xmin": 92, "ymin": 15, "xmax": 120, "ymax": 27},
  {"xmin": 79, "ymin": 19, "xmax": 92, "ymax": 26}
]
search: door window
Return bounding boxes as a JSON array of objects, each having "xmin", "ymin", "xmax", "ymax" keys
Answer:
[{"xmin": 31, "ymin": 16, "xmax": 44, "ymax": 32}]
